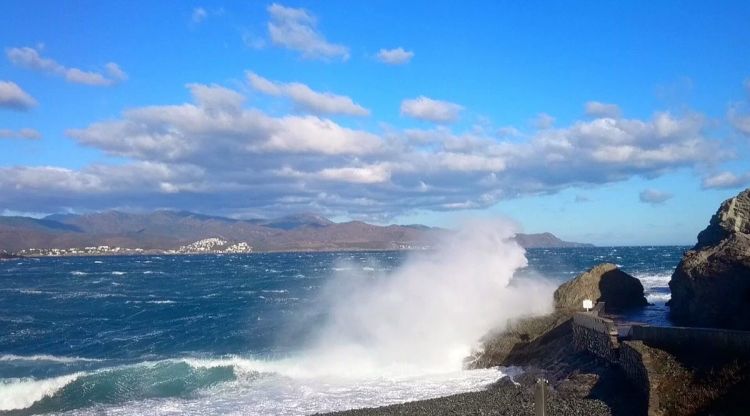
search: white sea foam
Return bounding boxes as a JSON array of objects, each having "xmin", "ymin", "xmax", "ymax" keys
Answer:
[
  {"xmin": 111, "ymin": 271, "xmax": 126, "ymax": 276},
  {"xmin": 0, "ymin": 372, "xmax": 83, "ymax": 411},
  {"xmin": 8, "ymin": 358, "xmax": 508, "ymax": 415},
  {"xmin": 635, "ymin": 272, "xmax": 672, "ymax": 290},
  {"xmin": 70, "ymin": 271, "xmax": 87, "ymax": 276},
  {"xmin": 646, "ymin": 292, "xmax": 672, "ymax": 303},
  {"xmin": 635, "ymin": 273, "xmax": 672, "ymax": 303},
  {"xmin": 0, "ymin": 354, "xmax": 103, "ymax": 363}
]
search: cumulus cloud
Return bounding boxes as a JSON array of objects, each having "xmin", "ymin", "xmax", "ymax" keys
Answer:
[
  {"xmin": 639, "ymin": 189, "xmax": 673, "ymax": 205},
  {"xmin": 0, "ymin": 128, "xmax": 41, "ymax": 140},
  {"xmin": 266, "ymin": 3, "xmax": 349, "ymax": 60},
  {"xmin": 66, "ymin": 83, "xmax": 381, "ymax": 163},
  {"xmin": 585, "ymin": 101, "xmax": 621, "ymax": 118},
  {"xmin": 701, "ymin": 171, "xmax": 750, "ymax": 189},
  {"xmin": 0, "ymin": 81, "xmax": 37, "ymax": 111},
  {"xmin": 376, "ymin": 47, "xmax": 414, "ymax": 65},
  {"xmin": 0, "ymin": 77, "xmax": 730, "ymax": 220},
  {"xmin": 247, "ymin": 72, "xmax": 369, "ymax": 116},
  {"xmin": 400, "ymin": 96, "xmax": 463, "ymax": 123},
  {"xmin": 6, "ymin": 46, "xmax": 127, "ymax": 86}
]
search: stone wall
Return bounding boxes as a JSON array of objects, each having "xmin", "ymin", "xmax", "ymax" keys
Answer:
[
  {"xmin": 571, "ymin": 313, "xmax": 619, "ymax": 362},
  {"xmin": 619, "ymin": 341, "xmax": 653, "ymax": 400},
  {"xmin": 630, "ymin": 324, "xmax": 750, "ymax": 357},
  {"xmin": 571, "ymin": 314, "xmax": 750, "ymax": 416}
]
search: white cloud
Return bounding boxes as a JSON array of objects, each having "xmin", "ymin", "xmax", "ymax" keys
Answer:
[
  {"xmin": 0, "ymin": 76, "xmax": 731, "ymax": 220},
  {"xmin": 105, "ymin": 63, "xmax": 128, "ymax": 82},
  {"xmin": 0, "ymin": 81, "xmax": 37, "ymax": 111},
  {"xmin": 534, "ymin": 113, "xmax": 555, "ymax": 129},
  {"xmin": 639, "ymin": 189, "xmax": 673, "ymax": 204},
  {"xmin": 192, "ymin": 7, "xmax": 207, "ymax": 23},
  {"xmin": 400, "ymin": 96, "xmax": 463, "ymax": 123},
  {"xmin": 67, "ymin": 83, "xmax": 381, "ymax": 162},
  {"xmin": 585, "ymin": 101, "xmax": 621, "ymax": 118},
  {"xmin": 247, "ymin": 72, "xmax": 369, "ymax": 116},
  {"xmin": 266, "ymin": 3, "xmax": 349, "ymax": 61},
  {"xmin": 0, "ymin": 128, "xmax": 41, "ymax": 140},
  {"xmin": 6, "ymin": 46, "xmax": 127, "ymax": 86},
  {"xmin": 376, "ymin": 47, "xmax": 414, "ymax": 65},
  {"xmin": 701, "ymin": 171, "xmax": 750, "ymax": 189},
  {"xmin": 263, "ymin": 115, "xmax": 382, "ymax": 155},
  {"xmin": 186, "ymin": 83, "xmax": 245, "ymax": 114},
  {"xmin": 318, "ymin": 164, "xmax": 391, "ymax": 184}
]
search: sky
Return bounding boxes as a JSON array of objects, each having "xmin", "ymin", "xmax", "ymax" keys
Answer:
[{"xmin": 1, "ymin": 1, "xmax": 749, "ymax": 245}]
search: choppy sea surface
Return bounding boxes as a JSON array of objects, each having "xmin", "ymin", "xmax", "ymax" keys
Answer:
[{"xmin": 0, "ymin": 246, "xmax": 684, "ymax": 415}]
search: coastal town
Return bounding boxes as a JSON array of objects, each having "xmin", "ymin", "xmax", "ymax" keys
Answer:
[{"xmin": 15, "ymin": 238, "xmax": 254, "ymax": 257}]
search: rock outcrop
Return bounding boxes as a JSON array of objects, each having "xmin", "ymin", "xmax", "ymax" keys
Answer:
[
  {"xmin": 668, "ymin": 188, "xmax": 750, "ymax": 329},
  {"xmin": 554, "ymin": 263, "xmax": 648, "ymax": 310},
  {"xmin": 469, "ymin": 263, "xmax": 647, "ymax": 370}
]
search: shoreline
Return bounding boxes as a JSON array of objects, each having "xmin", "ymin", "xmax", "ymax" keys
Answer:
[{"xmin": 319, "ymin": 366, "xmax": 641, "ymax": 416}]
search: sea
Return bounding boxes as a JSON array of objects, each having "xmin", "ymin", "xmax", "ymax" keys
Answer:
[{"xmin": 0, "ymin": 245, "xmax": 685, "ymax": 415}]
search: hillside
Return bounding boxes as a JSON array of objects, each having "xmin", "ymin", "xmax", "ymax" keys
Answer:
[{"xmin": 0, "ymin": 211, "xmax": 591, "ymax": 253}]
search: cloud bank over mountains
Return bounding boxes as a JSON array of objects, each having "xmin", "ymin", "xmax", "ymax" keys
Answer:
[{"xmin": 0, "ymin": 74, "xmax": 735, "ymax": 219}]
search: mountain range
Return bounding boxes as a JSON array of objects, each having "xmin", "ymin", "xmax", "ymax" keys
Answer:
[{"xmin": 0, "ymin": 211, "xmax": 592, "ymax": 253}]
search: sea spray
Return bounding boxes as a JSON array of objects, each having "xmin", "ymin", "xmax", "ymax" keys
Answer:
[{"xmin": 292, "ymin": 219, "xmax": 557, "ymax": 377}]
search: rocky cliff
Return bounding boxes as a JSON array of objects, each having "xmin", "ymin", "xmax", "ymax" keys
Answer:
[{"xmin": 668, "ymin": 188, "xmax": 750, "ymax": 330}]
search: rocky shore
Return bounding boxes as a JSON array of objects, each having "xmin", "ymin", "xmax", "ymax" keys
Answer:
[
  {"xmin": 322, "ymin": 373, "xmax": 616, "ymax": 416},
  {"xmin": 321, "ymin": 188, "xmax": 750, "ymax": 416}
]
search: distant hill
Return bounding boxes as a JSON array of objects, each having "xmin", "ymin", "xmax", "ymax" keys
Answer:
[
  {"xmin": 514, "ymin": 232, "xmax": 594, "ymax": 248},
  {"xmin": 0, "ymin": 211, "xmax": 591, "ymax": 253}
]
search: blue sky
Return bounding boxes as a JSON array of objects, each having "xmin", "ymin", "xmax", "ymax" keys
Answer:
[{"xmin": 1, "ymin": 1, "xmax": 749, "ymax": 245}]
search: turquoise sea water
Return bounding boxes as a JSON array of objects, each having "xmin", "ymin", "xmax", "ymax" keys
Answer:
[{"xmin": 0, "ymin": 247, "xmax": 684, "ymax": 415}]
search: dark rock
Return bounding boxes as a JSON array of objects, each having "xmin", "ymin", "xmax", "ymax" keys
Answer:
[
  {"xmin": 554, "ymin": 263, "xmax": 648, "ymax": 310},
  {"xmin": 669, "ymin": 188, "xmax": 750, "ymax": 330}
]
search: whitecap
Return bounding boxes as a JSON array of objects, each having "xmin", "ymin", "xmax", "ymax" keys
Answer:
[
  {"xmin": 0, "ymin": 354, "xmax": 103, "ymax": 363},
  {"xmin": 646, "ymin": 292, "xmax": 672, "ymax": 303},
  {"xmin": 0, "ymin": 372, "xmax": 83, "ymax": 411}
]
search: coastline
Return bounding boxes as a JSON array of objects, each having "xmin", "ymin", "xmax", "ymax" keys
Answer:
[{"xmin": 319, "ymin": 368, "xmax": 641, "ymax": 416}]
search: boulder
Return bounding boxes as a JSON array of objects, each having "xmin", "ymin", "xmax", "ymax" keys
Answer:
[
  {"xmin": 668, "ymin": 188, "xmax": 750, "ymax": 329},
  {"xmin": 554, "ymin": 263, "xmax": 648, "ymax": 310}
]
